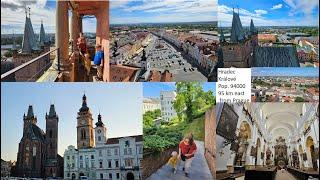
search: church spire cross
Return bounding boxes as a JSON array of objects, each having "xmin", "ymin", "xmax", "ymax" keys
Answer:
[{"xmin": 28, "ymin": 7, "xmax": 31, "ymax": 18}]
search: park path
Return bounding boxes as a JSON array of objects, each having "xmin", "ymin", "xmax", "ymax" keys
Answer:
[{"xmin": 147, "ymin": 140, "xmax": 214, "ymax": 180}]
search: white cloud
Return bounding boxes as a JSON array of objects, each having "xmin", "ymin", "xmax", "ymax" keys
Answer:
[
  {"xmin": 271, "ymin": 4, "xmax": 283, "ymax": 10},
  {"xmin": 255, "ymin": 9, "xmax": 268, "ymax": 15},
  {"xmin": 218, "ymin": 4, "xmax": 318, "ymax": 27},
  {"xmin": 1, "ymin": 0, "xmax": 55, "ymax": 34},
  {"xmin": 283, "ymin": 0, "xmax": 319, "ymax": 16},
  {"xmin": 110, "ymin": 0, "xmax": 218, "ymax": 24}
]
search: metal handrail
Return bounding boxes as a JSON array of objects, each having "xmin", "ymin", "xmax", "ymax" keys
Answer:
[{"xmin": 1, "ymin": 47, "xmax": 60, "ymax": 80}]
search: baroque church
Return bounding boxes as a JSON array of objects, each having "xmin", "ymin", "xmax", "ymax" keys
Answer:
[
  {"xmin": 219, "ymin": 9, "xmax": 300, "ymax": 68},
  {"xmin": 13, "ymin": 104, "xmax": 63, "ymax": 178},
  {"xmin": 216, "ymin": 102, "xmax": 319, "ymax": 180}
]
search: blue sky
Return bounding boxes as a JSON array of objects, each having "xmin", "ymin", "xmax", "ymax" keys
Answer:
[
  {"xmin": 252, "ymin": 67, "xmax": 319, "ymax": 77},
  {"xmin": 1, "ymin": 0, "xmax": 99, "ymax": 34},
  {"xmin": 219, "ymin": 0, "xmax": 319, "ymax": 26},
  {"xmin": 110, "ymin": 0, "xmax": 218, "ymax": 24},
  {"xmin": 1, "ymin": 83, "xmax": 142, "ymax": 161},
  {"xmin": 143, "ymin": 82, "xmax": 216, "ymax": 98}
]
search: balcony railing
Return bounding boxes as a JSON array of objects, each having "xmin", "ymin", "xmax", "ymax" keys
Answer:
[{"xmin": 1, "ymin": 47, "xmax": 60, "ymax": 82}]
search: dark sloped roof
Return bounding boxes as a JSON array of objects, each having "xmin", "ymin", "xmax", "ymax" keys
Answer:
[
  {"xmin": 95, "ymin": 113, "xmax": 104, "ymax": 127},
  {"xmin": 31, "ymin": 124, "xmax": 46, "ymax": 142},
  {"xmin": 26, "ymin": 105, "xmax": 34, "ymax": 119},
  {"xmin": 230, "ymin": 12, "xmax": 245, "ymax": 42},
  {"xmin": 79, "ymin": 94, "xmax": 89, "ymax": 112},
  {"xmin": 47, "ymin": 104, "xmax": 57, "ymax": 118},
  {"xmin": 253, "ymin": 46, "xmax": 300, "ymax": 67}
]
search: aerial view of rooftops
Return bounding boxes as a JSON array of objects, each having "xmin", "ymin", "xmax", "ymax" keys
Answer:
[
  {"xmin": 251, "ymin": 67, "xmax": 319, "ymax": 102},
  {"xmin": 218, "ymin": 0, "xmax": 319, "ymax": 68},
  {"xmin": 109, "ymin": 0, "xmax": 219, "ymax": 82}
]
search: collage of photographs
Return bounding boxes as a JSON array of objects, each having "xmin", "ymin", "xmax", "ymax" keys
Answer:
[{"xmin": 0, "ymin": 0, "xmax": 319, "ymax": 180}]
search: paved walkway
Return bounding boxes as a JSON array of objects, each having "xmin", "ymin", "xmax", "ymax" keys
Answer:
[{"xmin": 147, "ymin": 141, "xmax": 214, "ymax": 180}]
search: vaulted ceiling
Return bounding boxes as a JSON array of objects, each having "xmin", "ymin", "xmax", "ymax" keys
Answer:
[{"xmin": 260, "ymin": 103, "xmax": 304, "ymax": 141}]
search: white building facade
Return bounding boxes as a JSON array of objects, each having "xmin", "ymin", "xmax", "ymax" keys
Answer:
[
  {"xmin": 142, "ymin": 98, "xmax": 161, "ymax": 114},
  {"xmin": 160, "ymin": 91, "xmax": 177, "ymax": 121},
  {"xmin": 64, "ymin": 113, "xmax": 143, "ymax": 180}
]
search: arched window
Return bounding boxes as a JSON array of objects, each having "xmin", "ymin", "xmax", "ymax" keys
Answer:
[
  {"xmin": 81, "ymin": 129, "xmax": 86, "ymax": 140},
  {"xmin": 98, "ymin": 136, "xmax": 101, "ymax": 141},
  {"xmin": 49, "ymin": 130, "xmax": 53, "ymax": 138}
]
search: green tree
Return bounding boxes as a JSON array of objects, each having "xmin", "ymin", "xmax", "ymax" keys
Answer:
[
  {"xmin": 143, "ymin": 109, "xmax": 161, "ymax": 128},
  {"xmin": 173, "ymin": 82, "xmax": 215, "ymax": 123}
]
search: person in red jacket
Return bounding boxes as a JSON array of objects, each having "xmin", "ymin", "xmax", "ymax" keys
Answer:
[{"xmin": 178, "ymin": 133, "xmax": 197, "ymax": 177}]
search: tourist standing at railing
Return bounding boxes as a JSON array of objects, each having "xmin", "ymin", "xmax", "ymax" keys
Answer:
[
  {"xmin": 77, "ymin": 32, "xmax": 87, "ymax": 55},
  {"xmin": 93, "ymin": 44, "xmax": 104, "ymax": 80},
  {"xmin": 178, "ymin": 133, "xmax": 197, "ymax": 177}
]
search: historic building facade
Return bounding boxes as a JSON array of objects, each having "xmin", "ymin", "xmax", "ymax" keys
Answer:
[
  {"xmin": 160, "ymin": 91, "xmax": 177, "ymax": 121},
  {"xmin": 220, "ymin": 9, "xmax": 299, "ymax": 68},
  {"xmin": 13, "ymin": 105, "xmax": 63, "ymax": 178},
  {"xmin": 64, "ymin": 95, "xmax": 143, "ymax": 180}
]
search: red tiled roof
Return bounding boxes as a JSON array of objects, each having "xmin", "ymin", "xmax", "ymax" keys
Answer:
[
  {"xmin": 149, "ymin": 70, "xmax": 172, "ymax": 82},
  {"xmin": 110, "ymin": 65, "xmax": 139, "ymax": 82}
]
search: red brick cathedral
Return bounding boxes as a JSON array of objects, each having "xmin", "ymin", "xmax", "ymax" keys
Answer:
[{"xmin": 13, "ymin": 105, "xmax": 63, "ymax": 178}]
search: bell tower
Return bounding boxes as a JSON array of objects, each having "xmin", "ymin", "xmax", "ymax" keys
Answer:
[
  {"xmin": 45, "ymin": 104, "xmax": 59, "ymax": 177},
  {"xmin": 77, "ymin": 94, "xmax": 94, "ymax": 149},
  {"xmin": 94, "ymin": 113, "xmax": 107, "ymax": 147},
  {"xmin": 46, "ymin": 104, "xmax": 58, "ymax": 159}
]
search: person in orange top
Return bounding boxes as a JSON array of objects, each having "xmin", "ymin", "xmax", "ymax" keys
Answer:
[{"xmin": 178, "ymin": 133, "xmax": 197, "ymax": 177}]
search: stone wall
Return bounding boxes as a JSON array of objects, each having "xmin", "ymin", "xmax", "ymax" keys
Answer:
[
  {"xmin": 141, "ymin": 146, "xmax": 178, "ymax": 180},
  {"xmin": 204, "ymin": 106, "xmax": 216, "ymax": 178}
]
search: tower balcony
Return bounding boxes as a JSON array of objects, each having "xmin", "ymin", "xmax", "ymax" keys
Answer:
[{"xmin": 1, "ymin": 0, "xmax": 110, "ymax": 82}]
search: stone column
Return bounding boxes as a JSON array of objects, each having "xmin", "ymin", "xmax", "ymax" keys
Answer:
[
  {"xmin": 55, "ymin": 0, "xmax": 70, "ymax": 71},
  {"xmin": 96, "ymin": 1, "xmax": 109, "ymax": 82},
  {"xmin": 71, "ymin": 10, "xmax": 80, "ymax": 50}
]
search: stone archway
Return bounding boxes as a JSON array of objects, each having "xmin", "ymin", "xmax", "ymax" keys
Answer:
[
  {"xmin": 72, "ymin": 173, "xmax": 76, "ymax": 179},
  {"xmin": 126, "ymin": 172, "xmax": 135, "ymax": 180},
  {"xmin": 306, "ymin": 136, "xmax": 318, "ymax": 170}
]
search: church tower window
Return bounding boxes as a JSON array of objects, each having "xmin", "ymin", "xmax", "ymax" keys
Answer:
[
  {"xmin": 49, "ymin": 130, "xmax": 53, "ymax": 138},
  {"xmin": 81, "ymin": 129, "xmax": 86, "ymax": 140}
]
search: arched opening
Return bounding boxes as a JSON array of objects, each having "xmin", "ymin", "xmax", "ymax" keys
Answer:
[
  {"xmin": 72, "ymin": 173, "xmax": 76, "ymax": 179},
  {"xmin": 79, "ymin": 172, "xmax": 84, "ymax": 176},
  {"xmin": 81, "ymin": 128, "xmax": 86, "ymax": 139},
  {"xmin": 126, "ymin": 172, "xmax": 134, "ymax": 180},
  {"xmin": 49, "ymin": 129, "xmax": 53, "ymax": 138},
  {"xmin": 306, "ymin": 136, "xmax": 318, "ymax": 170}
]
